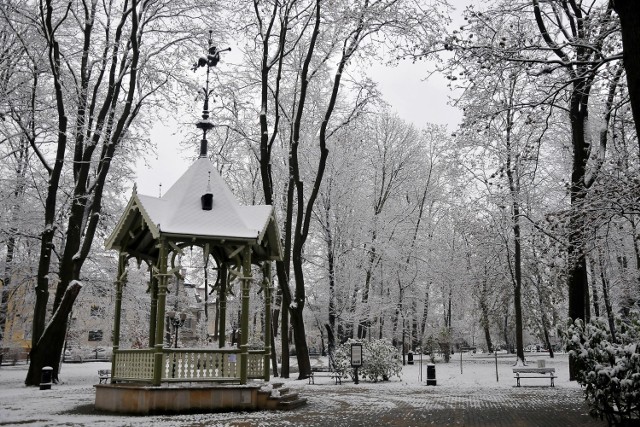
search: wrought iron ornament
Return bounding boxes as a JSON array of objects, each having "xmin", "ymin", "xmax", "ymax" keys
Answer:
[{"xmin": 192, "ymin": 30, "xmax": 230, "ymax": 157}]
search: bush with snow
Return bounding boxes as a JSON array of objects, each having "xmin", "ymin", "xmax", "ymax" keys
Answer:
[
  {"xmin": 562, "ymin": 315, "xmax": 640, "ymax": 426},
  {"xmin": 334, "ymin": 339, "xmax": 403, "ymax": 382}
]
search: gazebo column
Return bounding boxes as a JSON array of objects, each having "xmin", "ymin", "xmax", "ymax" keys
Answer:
[
  {"xmin": 217, "ymin": 263, "xmax": 228, "ymax": 348},
  {"xmin": 111, "ymin": 253, "xmax": 127, "ymax": 379},
  {"xmin": 152, "ymin": 238, "xmax": 169, "ymax": 386},
  {"xmin": 262, "ymin": 262, "xmax": 272, "ymax": 381},
  {"xmin": 148, "ymin": 268, "xmax": 159, "ymax": 347},
  {"xmin": 240, "ymin": 245, "xmax": 252, "ymax": 384}
]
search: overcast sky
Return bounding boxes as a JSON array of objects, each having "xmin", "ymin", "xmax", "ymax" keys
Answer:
[{"xmin": 134, "ymin": 0, "xmax": 470, "ymax": 196}]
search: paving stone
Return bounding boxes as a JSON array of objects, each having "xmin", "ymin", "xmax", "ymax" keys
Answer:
[{"xmin": 208, "ymin": 386, "xmax": 606, "ymax": 427}]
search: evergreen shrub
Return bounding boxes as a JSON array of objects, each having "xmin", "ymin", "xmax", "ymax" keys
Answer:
[
  {"xmin": 562, "ymin": 315, "xmax": 640, "ymax": 426},
  {"xmin": 334, "ymin": 339, "xmax": 403, "ymax": 382}
]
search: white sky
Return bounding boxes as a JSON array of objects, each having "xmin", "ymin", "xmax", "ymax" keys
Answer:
[
  {"xmin": 134, "ymin": 1, "xmax": 470, "ymax": 196},
  {"xmin": 135, "ymin": 69, "xmax": 461, "ymax": 196}
]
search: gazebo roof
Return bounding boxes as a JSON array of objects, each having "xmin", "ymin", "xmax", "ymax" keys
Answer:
[{"xmin": 105, "ymin": 157, "xmax": 282, "ymax": 263}]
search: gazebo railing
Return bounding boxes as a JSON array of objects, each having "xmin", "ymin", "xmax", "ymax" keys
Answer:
[
  {"xmin": 112, "ymin": 348, "xmax": 266, "ymax": 383},
  {"xmin": 112, "ymin": 349, "xmax": 155, "ymax": 382}
]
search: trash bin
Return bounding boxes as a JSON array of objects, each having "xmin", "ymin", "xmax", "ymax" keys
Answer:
[
  {"xmin": 426, "ymin": 363, "xmax": 436, "ymax": 386},
  {"xmin": 407, "ymin": 351, "xmax": 414, "ymax": 365},
  {"xmin": 40, "ymin": 366, "xmax": 53, "ymax": 390}
]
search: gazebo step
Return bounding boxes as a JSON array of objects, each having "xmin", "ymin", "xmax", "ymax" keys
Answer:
[
  {"xmin": 277, "ymin": 397, "xmax": 307, "ymax": 410},
  {"xmin": 257, "ymin": 389, "xmax": 306, "ymax": 410},
  {"xmin": 277, "ymin": 391, "xmax": 299, "ymax": 402}
]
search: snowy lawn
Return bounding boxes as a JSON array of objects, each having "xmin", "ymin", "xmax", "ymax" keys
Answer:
[{"xmin": 0, "ymin": 352, "xmax": 586, "ymax": 426}]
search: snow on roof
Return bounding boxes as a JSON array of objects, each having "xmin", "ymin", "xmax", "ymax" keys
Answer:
[{"xmin": 137, "ymin": 157, "xmax": 271, "ymax": 241}]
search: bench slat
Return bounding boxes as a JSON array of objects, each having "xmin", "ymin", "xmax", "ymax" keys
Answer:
[{"xmin": 513, "ymin": 371, "xmax": 556, "ymax": 387}]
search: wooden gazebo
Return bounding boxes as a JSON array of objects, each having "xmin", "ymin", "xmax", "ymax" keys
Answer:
[
  {"xmin": 94, "ymin": 40, "xmax": 298, "ymax": 414},
  {"xmin": 102, "ymin": 156, "xmax": 282, "ymax": 387}
]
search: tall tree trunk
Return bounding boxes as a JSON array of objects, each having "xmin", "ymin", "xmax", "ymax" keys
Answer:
[
  {"xmin": 392, "ymin": 286, "xmax": 404, "ymax": 345},
  {"xmin": 532, "ymin": 0, "xmax": 620, "ymax": 379},
  {"xmin": 359, "ymin": 243, "xmax": 377, "ymax": 339},
  {"xmin": 535, "ymin": 277, "xmax": 554, "ymax": 358},
  {"xmin": 503, "ymin": 305, "xmax": 511, "ymax": 353},
  {"xmin": 588, "ymin": 256, "xmax": 601, "ymax": 317},
  {"xmin": 512, "ymin": 235, "xmax": 524, "ymax": 362},
  {"xmin": 447, "ymin": 287, "xmax": 452, "ymax": 328},
  {"xmin": 29, "ymin": 0, "xmax": 144, "ymax": 386},
  {"xmin": 276, "ymin": 265, "xmax": 290, "ymax": 378},
  {"xmin": 532, "ymin": 0, "xmax": 617, "ymax": 324},
  {"xmin": 598, "ymin": 248, "xmax": 617, "ymax": 341},
  {"xmin": 611, "ymin": 0, "xmax": 640, "ymax": 141},
  {"xmin": 482, "ymin": 316, "xmax": 493, "ymax": 354},
  {"xmin": 411, "ymin": 297, "xmax": 419, "ymax": 350},
  {"xmin": 502, "ymin": 78, "xmax": 526, "ymax": 364},
  {"xmin": 26, "ymin": 283, "xmax": 81, "ymax": 385},
  {"xmin": 325, "ymin": 200, "xmax": 337, "ymax": 334},
  {"xmin": 0, "ymin": 236, "xmax": 16, "ymax": 343},
  {"xmin": 479, "ymin": 273, "xmax": 493, "ymax": 353}
]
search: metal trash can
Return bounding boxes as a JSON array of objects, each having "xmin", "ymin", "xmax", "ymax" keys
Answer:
[
  {"xmin": 40, "ymin": 366, "xmax": 53, "ymax": 390},
  {"xmin": 407, "ymin": 351, "xmax": 414, "ymax": 365},
  {"xmin": 426, "ymin": 363, "xmax": 436, "ymax": 386}
]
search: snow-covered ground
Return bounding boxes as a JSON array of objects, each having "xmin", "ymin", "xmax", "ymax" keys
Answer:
[{"xmin": 0, "ymin": 352, "xmax": 589, "ymax": 426}]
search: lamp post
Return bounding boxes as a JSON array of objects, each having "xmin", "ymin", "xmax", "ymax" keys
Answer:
[
  {"xmin": 167, "ymin": 310, "xmax": 187, "ymax": 378},
  {"xmin": 167, "ymin": 311, "xmax": 187, "ymax": 348}
]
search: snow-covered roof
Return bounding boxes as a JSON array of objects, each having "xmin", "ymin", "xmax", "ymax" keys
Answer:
[
  {"xmin": 141, "ymin": 157, "xmax": 267, "ymax": 239},
  {"xmin": 105, "ymin": 157, "xmax": 282, "ymax": 262}
]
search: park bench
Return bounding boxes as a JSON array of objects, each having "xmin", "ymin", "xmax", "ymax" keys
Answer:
[
  {"xmin": 513, "ymin": 367, "xmax": 556, "ymax": 387},
  {"xmin": 98, "ymin": 369, "xmax": 111, "ymax": 384},
  {"xmin": 309, "ymin": 349, "xmax": 342, "ymax": 385}
]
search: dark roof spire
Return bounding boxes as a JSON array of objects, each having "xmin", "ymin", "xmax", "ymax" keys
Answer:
[{"xmin": 192, "ymin": 30, "xmax": 230, "ymax": 158}]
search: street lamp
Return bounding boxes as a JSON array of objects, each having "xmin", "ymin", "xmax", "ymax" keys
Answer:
[
  {"xmin": 167, "ymin": 310, "xmax": 187, "ymax": 378},
  {"xmin": 167, "ymin": 311, "xmax": 187, "ymax": 348}
]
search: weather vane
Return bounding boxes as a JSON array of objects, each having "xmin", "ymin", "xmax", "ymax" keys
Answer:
[{"xmin": 192, "ymin": 30, "xmax": 230, "ymax": 158}]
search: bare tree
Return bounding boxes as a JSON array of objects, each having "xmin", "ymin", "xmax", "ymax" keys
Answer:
[
  {"xmin": 15, "ymin": 0, "xmax": 217, "ymax": 385},
  {"xmin": 244, "ymin": 0, "xmax": 447, "ymax": 378}
]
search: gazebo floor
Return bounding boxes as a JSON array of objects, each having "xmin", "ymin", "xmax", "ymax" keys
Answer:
[{"xmin": 94, "ymin": 382, "xmax": 306, "ymax": 414}]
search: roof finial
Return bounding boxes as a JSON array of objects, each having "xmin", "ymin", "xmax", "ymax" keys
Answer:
[
  {"xmin": 159, "ymin": 183, "xmax": 162, "ymax": 198},
  {"xmin": 193, "ymin": 30, "xmax": 231, "ymax": 158}
]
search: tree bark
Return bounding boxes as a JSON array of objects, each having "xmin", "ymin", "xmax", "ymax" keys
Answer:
[
  {"xmin": 503, "ymin": 74, "xmax": 525, "ymax": 365},
  {"xmin": 479, "ymin": 272, "xmax": 493, "ymax": 353},
  {"xmin": 26, "ymin": 282, "xmax": 81, "ymax": 385},
  {"xmin": 532, "ymin": 0, "xmax": 616, "ymax": 326},
  {"xmin": 598, "ymin": 248, "xmax": 617, "ymax": 341},
  {"xmin": 611, "ymin": 0, "xmax": 640, "ymax": 141},
  {"xmin": 588, "ymin": 256, "xmax": 601, "ymax": 317}
]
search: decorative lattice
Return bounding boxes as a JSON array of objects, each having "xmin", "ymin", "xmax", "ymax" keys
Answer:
[
  {"xmin": 247, "ymin": 351, "xmax": 265, "ymax": 378},
  {"xmin": 113, "ymin": 350, "xmax": 155, "ymax": 381}
]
